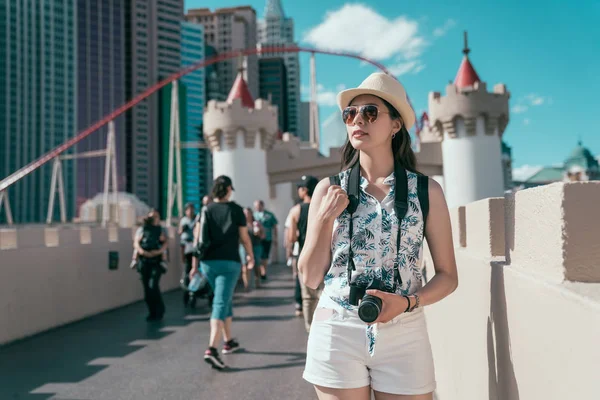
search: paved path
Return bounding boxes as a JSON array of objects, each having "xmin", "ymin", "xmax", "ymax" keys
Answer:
[{"xmin": 0, "ymin": 265, "xmax": 317, "ymax": 400}]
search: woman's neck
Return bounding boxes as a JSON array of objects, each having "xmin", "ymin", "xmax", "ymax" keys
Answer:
[
  {"xmin": 359, "ymin": 148, "xmax": 394, "ymax": 183},
  {"xmin": 214, "ymin": 197, "xmax": 228, "ymax": 203}
]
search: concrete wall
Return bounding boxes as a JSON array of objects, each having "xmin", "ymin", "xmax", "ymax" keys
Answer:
[
  {"xmin": 424, "ymin": 181, "xmax": 600, "ymax": 400},
  {"xmin": 0, "ymin": 226, "xmax": 184, "ymax": 346}
]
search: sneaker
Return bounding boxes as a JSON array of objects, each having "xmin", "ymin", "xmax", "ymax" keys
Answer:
[
  {"xmin": 222, "ymin": 339, "xmax": 241, "ymax": 354},
  {"xmin": 204, "ymin": 347, "xmax": 226, "ymax": 370}
]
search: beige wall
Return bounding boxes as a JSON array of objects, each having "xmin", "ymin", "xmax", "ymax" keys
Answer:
[
  {"xmin": 0, "ymin": 226, "xmax": 184, "ymax": 346},
  {"xmin": 424, "ymin": 181, "xmax": 600, "ymax": 400}
]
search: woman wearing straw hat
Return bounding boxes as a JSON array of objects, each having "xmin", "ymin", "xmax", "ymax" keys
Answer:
[{"xmin": 298, "ymin": 72, "xmax": 458, "ymax": 399}]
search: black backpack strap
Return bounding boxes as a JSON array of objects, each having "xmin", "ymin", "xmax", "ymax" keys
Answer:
[
  {"xmin": 329, "ymin": 175, "xmax": 341, "ymax": 187},
  {"xmin": 417, "ymin": 174, "xmax": 429, "ymax": 232}
]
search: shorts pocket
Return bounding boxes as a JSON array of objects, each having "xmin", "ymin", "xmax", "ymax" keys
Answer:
[{"xmin": 306, "ymin": 308, "xmax": 336, "ymax": 362}]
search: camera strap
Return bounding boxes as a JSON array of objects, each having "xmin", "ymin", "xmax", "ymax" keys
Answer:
[{"xmin": 329, "ymin": 155, "xmax": 411, "ymax": 291}]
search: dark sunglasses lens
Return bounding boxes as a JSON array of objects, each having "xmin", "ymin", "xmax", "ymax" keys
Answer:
[
  {"xmin": 342, "ymin": 107, "xmax": 357, "ymax": 124},
  {"xmin": 362, "ymin": 105, "xmax": 379, "ymax": 122}
]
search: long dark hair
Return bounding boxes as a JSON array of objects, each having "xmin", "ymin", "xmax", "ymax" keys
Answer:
[
  {"xmin": 211, "ymin": 175, "xmax": 233, "ymax": 200},
  {"xmin": 340, "ymin": 97, "xmax": 418, "ymax": 173}
]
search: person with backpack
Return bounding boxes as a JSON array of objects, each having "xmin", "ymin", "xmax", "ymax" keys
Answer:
[
  {"xmin": 133, "ymin": 209, "xmax": 169, "ymax": 322},
  {"xmin": 298, "ymin": 72, "xmax": 459, "ymax": 399},
  {"xmin": 286, "ymin": 175, "xmax": 321, "ymax": 332},
  {"xmin": 189, "ymin": 175, "xmax": 255, "ymax": 370},
  {"xmin": 179, "ymin": 203, "xmax": 197, "ymax": 307}
]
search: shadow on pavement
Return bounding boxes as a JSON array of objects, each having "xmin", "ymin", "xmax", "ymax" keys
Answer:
[{"xmin": 0, "ymin": 290, "xmax": 197, "ymax": 400}]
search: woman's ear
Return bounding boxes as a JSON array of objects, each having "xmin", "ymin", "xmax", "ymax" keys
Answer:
[{"xmin": 391, "ymin": 118, "xmax": 402, "ymax": 136}]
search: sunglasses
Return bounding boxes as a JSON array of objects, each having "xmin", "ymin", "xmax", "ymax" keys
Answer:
[{"xmin": 342, "ymin": 104, "xmax": 389, "ymax": 125}]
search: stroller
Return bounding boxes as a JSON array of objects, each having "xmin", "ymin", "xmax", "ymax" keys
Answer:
[{"xmin": 187, "ymin": 271, "xmax": 214, "ymax": 309}]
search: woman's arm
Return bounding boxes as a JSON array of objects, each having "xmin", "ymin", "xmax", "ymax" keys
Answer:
[
  {"xmin": 298, "ymin": 178, "xmax": 349, "ymax": 289},
  {"xmin": 239, "ymin": 227, "xmax": 255, "ymax": 269},
  {"xmin": 413, "ymin": 179, "xmax": 459, "ymax": 306}
]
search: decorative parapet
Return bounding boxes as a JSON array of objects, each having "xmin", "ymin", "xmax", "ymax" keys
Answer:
[
  {"xmin": 506, "ymin": 182, "xmax": 600, "ymax": 283},
  {"xmin": 464, "ymin": 197, "xmax": 505, "ymax": 258},
  {"xmin": 203, "ymin": 98, "xmax": 278, "ymax": 152},
  {"xmin": 428, "ymin": 81, "xmax": 510, "ymax": 139}
]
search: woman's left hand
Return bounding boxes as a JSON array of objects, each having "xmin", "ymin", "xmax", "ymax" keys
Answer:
[{"xmin": 365, "ymin": 290, "xmax": 409, "ymax": 324}]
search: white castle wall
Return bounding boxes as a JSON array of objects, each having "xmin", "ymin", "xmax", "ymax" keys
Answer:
[
  {"xmin": 442, "ymin": 116, "xmax": 504, "ymax": 208},
  {"xmin": 212, "ymin": 130, "xmax": 271, "ymax": 210}
]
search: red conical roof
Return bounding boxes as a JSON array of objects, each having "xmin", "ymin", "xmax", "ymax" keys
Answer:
[
  {"xmin": 454, "ymin": 56, "xmax": 480, "ymax": 88},
  {"xmin": 227, "ymin": 72, "xmax": 254, "ymax": 108}
]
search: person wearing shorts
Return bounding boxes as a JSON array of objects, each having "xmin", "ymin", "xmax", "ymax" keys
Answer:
[
  {"xmin": 253, "ymin": 200, "xmax": 278, "ymax": 280},
  {"xmin": 298, "ymin": 73, "xmax": 458, "ymax": 399}
]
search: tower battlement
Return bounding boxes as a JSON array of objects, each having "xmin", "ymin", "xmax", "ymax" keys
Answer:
[
  {"xmin": 203, "ymin": 98, "xmax": 279, "ymax": 151},
  {"xmin": 428, "ymin": 81, "xmax": 510, "ymax": 139}
]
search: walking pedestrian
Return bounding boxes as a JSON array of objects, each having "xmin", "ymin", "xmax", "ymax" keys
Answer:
[
  {"xmin": 299, "ymin": 72, "xmax": 459, "ymax": 399},
  {"xmin": 179, "ymin": 202, "xmax": 197, "ymax": 307},
  {"xmin": 287, "ymin": 175, "xmax": 321, "ymax": 331},
  {"xmin": 190, "ymin": 175, "xmax": 255, "ymax": 370},
  {"xmin": 253, "ymin": 200, "xmax": 278, "ymax": 281},
  {"xmin": 133, "ymin": 209, "xmax": 169, "ymax": 322}
]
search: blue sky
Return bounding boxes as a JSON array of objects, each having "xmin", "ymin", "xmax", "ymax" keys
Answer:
[{"xmin": 186, "ymin": 0, "xmax": 600, "ymax": 179}]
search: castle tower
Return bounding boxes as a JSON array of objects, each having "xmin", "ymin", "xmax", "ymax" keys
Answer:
[
  {"xmin": 428, "ymin": 32, "xmax": 510, "ymax": 208},
  {"xmin": 203, "ymin": 70, "xmax": 278, "ymax": 207}
]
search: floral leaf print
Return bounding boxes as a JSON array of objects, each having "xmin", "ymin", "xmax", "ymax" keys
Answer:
[
  {"xmin": 409, "ymin": 199, "xmax": 420, "ymax": 214},
  {"xmin": 324, "ymin": 272, "xmax": 335, "ymax": 286},
  {"xmin": 363, "ymin": 211, "xmax": 378, "ymax": 226}
]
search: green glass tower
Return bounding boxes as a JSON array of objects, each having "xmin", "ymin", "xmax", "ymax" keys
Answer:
[{"xmin": 0, "ymin": 0, "xmax": 77, "ymax": 223}]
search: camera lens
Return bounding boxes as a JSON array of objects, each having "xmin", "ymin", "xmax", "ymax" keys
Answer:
[{"xmin": 358, "ymin": 295, "xmax": 382, "ymax": 323}]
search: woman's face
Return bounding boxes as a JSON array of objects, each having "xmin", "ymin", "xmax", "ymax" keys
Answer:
[
  {"xmin": 344, "ymin": 94, "xmax": 401, "ymax": 152},
  {"xmin": 148, "ymin": 210, "xmax": 160, "ymax": 225}
]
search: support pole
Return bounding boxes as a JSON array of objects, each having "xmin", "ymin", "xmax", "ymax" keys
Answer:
[
  {"xmin": 174, "ymin": 82, "xmax": 184, "ymax": 219},
  {"xmin": 309, "ymin": 52, "xmax": 320, "ymax": 150},
  {"xmin": 0, "ymin": 190, "xmax": 14, "ymax": 225},
  {"xmin": 101, "ymin": 124, "xmax": 115, "ymax": 227},
  {"xmin": 47, "ymin": 157, "xmax": 66, "ymax": 224},
  {"xmin": 166, "ymin": 80, "xmax": 178, "ymax": 225},
  {"xmin": 109, "ymin": 121, "xmax": 119, "ymax": 225}
]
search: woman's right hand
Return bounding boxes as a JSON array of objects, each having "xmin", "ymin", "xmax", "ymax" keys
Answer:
[
  {"xmin": 318, "ymin": 184, "xmax": 350, "ymax": 222},
  {"xmin": 189, "ymin": 267, "xmax": 198, "ymax": 280}
]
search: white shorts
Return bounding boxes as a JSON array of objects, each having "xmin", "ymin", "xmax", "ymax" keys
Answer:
[{"xmin": 303, "ymin": 296, "xmax": 436, "ymax": 395}]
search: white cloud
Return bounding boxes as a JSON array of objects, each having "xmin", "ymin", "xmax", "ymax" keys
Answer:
[
  {"xmin": 525, "ymin": 94, "xmax": 545, "ymax": 106},
  {"xmin": 303, "ymin": 4, "xmax": 426, "ymax": 61},
  {"xmin": 511, "ymin": 105, "xmax": 528, "ymax": 114},
  {"xmin": 387, "ymin": 60, "xmax": 426, "ymax": 76},
  {"xmin": 512, "ymin": 165, "xmax": 543, "ymax": 181},
  {"xmin": 301, "ymin": 83, "xmax": 342, "ymax": 106},
  {"xmin": 433, "ymin": 19, "xmax": 456, "ymax": 37}
]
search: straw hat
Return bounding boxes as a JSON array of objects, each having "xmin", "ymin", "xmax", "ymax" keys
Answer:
[{"xmin": 337, "ymin": 72, "xmax": 416, "ymax": 130}]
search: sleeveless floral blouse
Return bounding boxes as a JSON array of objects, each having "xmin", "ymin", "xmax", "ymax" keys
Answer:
[{"xmin": 321, "ymin": 168, "xmax": 426, "ymax": 356}]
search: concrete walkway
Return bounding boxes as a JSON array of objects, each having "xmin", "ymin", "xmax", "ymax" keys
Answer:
[{"xmin": 0, "ymin": 265, "xmax": 316, "ymax": 400}]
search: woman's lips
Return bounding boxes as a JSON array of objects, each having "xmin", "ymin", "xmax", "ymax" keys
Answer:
[{"xmin": 352, "ymin": 130, "xmax": 368, "ymax": 138}]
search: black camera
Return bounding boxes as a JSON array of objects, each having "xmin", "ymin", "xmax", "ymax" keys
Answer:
[{"xmin": 349, "ymin": 278, "xmax": 393, "ymax": 323}]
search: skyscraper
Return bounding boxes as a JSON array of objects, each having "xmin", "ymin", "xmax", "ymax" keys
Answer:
[
  {"xmin": 0, "ymin": 0, "xmax": 77, "ymax": 223},
  {"xmin": 185, "ymin": 7, "xmax": 258, "ymax": 100},
  {"xmin": 76, "ymin": 0, "xmax": 127, "ymax": 212},
  {"xmin": 124, "ymin": 0, "xmax": 182, "ymax": 208},
  {"xmin": 257, "ymin": 0, "xmax": 300, "ymax": 136},
  {"xmin": 259, "ymin": 58, "xmax": 288, "ymax": 132},
  {"xmin": 180, "ymin": 21, "xmax": 211, "ymax": 207}
]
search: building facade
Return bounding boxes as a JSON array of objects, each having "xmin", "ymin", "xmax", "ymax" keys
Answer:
[
  {"xmin": 0, "ymin": 0, "xmax": 77, "ymax": 223},
  {"xmin": 259, "ymin": 57, "xmax": 288, "ymax": 133},
  {"xmin": 180, "ymin": 21, "xmax": 211, "ymax": 208},
  {"xmin": 124, "ymin": 0, "xmax": 182, "ymax": 208},
  {"xmin": 76, "ymin": 0, "xmax": 127, "ymax": 212},
  {"xmin": 257, "ymin": 0, "xmax": 300, "ymax": 136},
  {"xmin": 185, "ymin": 7, "xmax": 258, "ymax": 100}
]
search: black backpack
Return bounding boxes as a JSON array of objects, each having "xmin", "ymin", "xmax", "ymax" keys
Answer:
[{"xmin": 140, "ymin": 225, "xmax": 163, "ymax": 252}]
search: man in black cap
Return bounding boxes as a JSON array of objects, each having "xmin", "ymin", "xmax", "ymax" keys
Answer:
[{"xmin": 286, "ymin": 175, "xmax": 322, "ymax": 332}]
